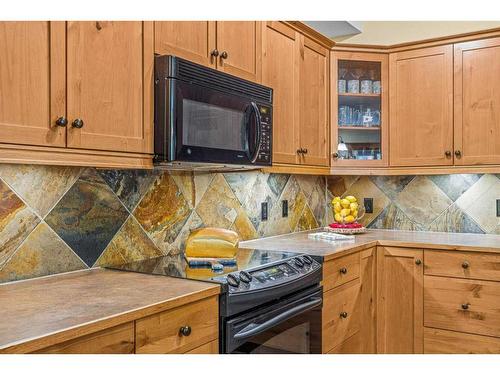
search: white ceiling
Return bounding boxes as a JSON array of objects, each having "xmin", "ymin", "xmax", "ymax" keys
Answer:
[{"xmin": 304, "ymin": 21, "xmax": 362, "ymax": 39}]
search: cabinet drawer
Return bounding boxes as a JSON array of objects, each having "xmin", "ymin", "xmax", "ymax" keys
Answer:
[
  {"xmin": 425, "ymin": 250, "xmax": 500, "ymax": 282},
  {"xmin": 185, "ymin": 340, "xmax": 219, "ymax": 354},
  {"xmin": 327, "ymin": 332, "xmax": 361, "ymax": 354},
  {"xmin": 424, "ymin": 276, "xmax": 500, "ymax": 338},
  {"xmin": 424, "ymin": 327, "xmax": 500, "ymax": 354},
  {"xmin": 136, "ymin": 296, "xmax": 218, "ymax": 354},
  {"xmin": 323, "ymin": 252, "xmax": 360, "ymax": 291},
  {"xmin": 34, "ymin": 322, "xmax": 135, "ymax": 354},
  {"xmin": 322, "ymin": 278, "xmax": 360, "ymax": 353}
]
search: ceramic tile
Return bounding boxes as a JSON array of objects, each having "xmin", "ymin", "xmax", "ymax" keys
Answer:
[
  {"xmin": 429, "ymin": 174, "xmax": 482, "ymax": 202},
  {"xmin": 308, "ymin": 181, "xmax": 326, "ymax": 225},
  {"xmin": 428, "ymin": 203, "xmax": 484, "ymax": 234},
  {"xmin": 133, "ymin": 172, "xmax": 192, "ymax": 252},
  {"xmin": 295, "ymin": 204, "xmax": 319, "ymax": 232},
  {"xmin": 394, "ymin": 176, "xmax": 452, "ymax": 227},
  {"xmin": 295, "ymin": 175, "xmax": 319, "ymax": 199},
  {"xmin": 370, "ymin": 175, "xmax": 415, "ymax": 200},
  {"xmin": 240, "ymin": 173, "xmax": 277, "ymax": 230},
  {"xmin": 326, "ymin": 176, "xmax": 359, "ymax": 197},
  {"xmin": 96, "ymin": 216, "xmax": 163, "ymax": 267},
  {"xmin": 98, "ymin": 169, "xmax": 156, "ymax": 211},
  {"xmin": 45, "ymin": 169, "xmax": 129, "ymax": 267},
  {"xmin": 456, "ymin": 174, "xmax": 500, "ymax": 233},
  {"xmin": 223, "ymin": 171, "xmax": 260, "ymax": 205},
  {"xmin": 193, "ymin": 172, "xmax": 214, "ymax": 206},
  {"xmin": 343, "ymin": 176, "xmax": 390, "ymax": 226},
  {"xmin": 230, "ymin": 211, "xmax": 258, "ymax": 241},
  {"xmin": 0, "ymin": 179, "xmax": 40, "ymax": 269},
  {"xmin": 0, "ymin": 222, "xmax": 86, "ymax": 282},
  {"xmin": 368, "ymin": 204, "xmax": 422, "ymax": 231},
  {"xmin": 170, "ymin": 171, "xmax": 196, "ymax": 208},
  {"xmin": 0, "ymin": 164, "xmax": 81, "ymax": 217},
  {"xmin": 169, "ymin": 211, "xmax": 204, "ymax": 255},
  {"xmin": 325, "ymin": 191, "xmax": 335, "ymax": 225},
  {"xmin": 267, "ymin": 173, "xmax": 290, "ymax": 197}
]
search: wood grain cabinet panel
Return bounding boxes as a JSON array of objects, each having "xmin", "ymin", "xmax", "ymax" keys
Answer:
[
  {"xmin": 216, "ymin": 21, "xmax": 261, "ymax": 82},
  {"xmin": 34, "ymin": 323, "xmax": 135, "ymax": 354},
  {"xmin": 327, "ymin": 332, "xmax": 361, "ymax": 354},
  {"xmin": 424, "ymin": 250, "xmax": 500, "ymax": 282},
  {"xmin": 135, "ymin": 296, "xmax": 218, "ymax": 354},
  {"xmin": 299, "ymin": 37, "xmax": 330, "ymax": 167},
  {"xmin": 322, "ymin": 252, "xmax": 360, "ymax": 291},
  {"xmin": 377, "ymin": 246, "xmax": 423, "ymax": 353},
  {"xmin": 424, "ymin": 327, "xmax": 500, "ymax": 354},
  {"xmin": 424, "ymin": 275, "xmax": 500, "ymax": 338},
  {"xmin": 454, "ymin": 36, "xmax": 500, "ymax": 165},
  {"xmin": 359, "ymin": 247, "xmax": 377, "ymax": 353},
  {"xmin": 185, "ymin": 340, "xmax": 219, "ymax": 354},
  {"xmin": 66, "ymin": 21, "xmax": 153, "ymax": 154},
  {"xmin": 154, "ymin": 21, "xmax": 216, "ymax": 67},
  {"xmin": 389, "ymin": 45, "xmax": 453, "ymax": 167},
  {"xmin": 262, "ymin": 21, "xmax": 300, "ymax": 165},
  {"xmin": 0, "ymin": 21, "xmax": 66, "ymax": 148}
]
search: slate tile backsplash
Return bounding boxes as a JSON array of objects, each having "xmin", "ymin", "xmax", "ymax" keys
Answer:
[
  {"xmin": 0, "ymin": 165, "xmax": 326, "ymax": 283},
  {"xmin": 2, "ymin": 164, "xmax": 500, "ymax": 284}
]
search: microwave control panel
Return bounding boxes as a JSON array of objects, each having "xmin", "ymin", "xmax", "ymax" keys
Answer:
[{"xmin": 257, "ymin": 104, "xmax": 272, "ymax": 164}]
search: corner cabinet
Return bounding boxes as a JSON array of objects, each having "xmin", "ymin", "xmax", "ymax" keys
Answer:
[
  {"xmin": 263, "ymin": 22, "xmax": 330, "ymax": 168},
  {"xmin": 155, "ymin": 21, "xmax": 261, "ymax": 83},
  {"xmin": 331, "ymin": 51, "xmax": 389, "ymax": 168}
]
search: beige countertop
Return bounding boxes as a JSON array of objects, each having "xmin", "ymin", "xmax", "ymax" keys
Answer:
[
  {"xmin": 240, "ymin": 229, "xmax": 500, "ymax": 261},
  {"xmin": 0, "ymin": 268, "xmax": 220, "ymax": 353}
]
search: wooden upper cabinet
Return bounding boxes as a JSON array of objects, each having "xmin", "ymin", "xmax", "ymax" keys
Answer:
[
  {"xmin": 154, "ymin": 21, "xmax": 216, "ymax": 68},
  {"xmin": 389, "ymin": 45, "xmax": 453, "ymax": 167},
  {"xmin": 262, "ymin": 21, "xmax": 300, "ymax": 165},
  {"xmin": 216, "ymin": 21, "xmax": 262, "ymax": 82},
  {"xmin": 299, "ymin": 37, "xmax": 330, "ymax": 167},
  {"xmin": 66, "ymin": 21, "xmax": 153, "ymax": 154},
  {"xmin": 377, "ymin": 246, "xmax": 423, "ymax": 354},
  {"xmin": 0, "ymin": 21, "xmax": 66, "ymax": 148},
  {"xmin": 454, "ymin": 36, "xmax": 500, "ymax": 165}
]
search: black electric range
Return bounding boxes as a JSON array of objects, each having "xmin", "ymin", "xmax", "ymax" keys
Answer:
[{"xmin": 108, "ymin": 248, "xmax": 323, "ymax": 354}]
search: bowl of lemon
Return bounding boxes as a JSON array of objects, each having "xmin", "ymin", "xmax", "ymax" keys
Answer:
[{"xmin": 328, "ymin": 195, "xmax": 366, "ymax": 234}]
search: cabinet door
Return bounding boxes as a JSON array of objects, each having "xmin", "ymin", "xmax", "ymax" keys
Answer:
[
  {"xmin": 389, "ymin": 46, "xmax": 453, "ymax": 167},
  {"xmin": 359, "ymin": 247, "xmax": 377, "ymax": 353},
  {"xmin": 0, "ymin": 21, "xmax": 65, "ymax": 147},
  {"xmin": 377, "ymin": 246, "xmax": 423, "ymax": 354},
  {"xmin": 154, "ymin": 21, "xmax": 216, "ymax": 68},
  {"xmin": 262, "ymin": 22, "xmax": 300, "ymax": 165},
  {"xmin": 454, "ymin": 37, "xmax": 500, "ymax": 165},
  {"xmin": 66, "ymin": 21, "xmax": 153, "ymax": 154},
  {"xmin": 216, "ymin": 21, "xmax": 262, "ymax": 82},
  {"xmin": 299, "ymin": 36, "xmax": 330, "ymax": 166}
]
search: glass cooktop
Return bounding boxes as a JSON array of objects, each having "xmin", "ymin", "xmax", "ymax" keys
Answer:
[{"xmin": 107, "ymin": 248, "xmax": 301, "ymax": 284}]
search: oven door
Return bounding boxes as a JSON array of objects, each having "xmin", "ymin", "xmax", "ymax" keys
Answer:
[
  {"xmin": 224, "ymin": 286, "xmax": 322, "ymax": 354},
  {"xmin": 171, "ymin": 79, "xmax": 261, "ymax": 165}
]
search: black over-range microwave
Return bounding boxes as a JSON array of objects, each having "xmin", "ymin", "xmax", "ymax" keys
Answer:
[{"xmin": 154, "ymin": 55, "xmax": 273, "ymax": 170}]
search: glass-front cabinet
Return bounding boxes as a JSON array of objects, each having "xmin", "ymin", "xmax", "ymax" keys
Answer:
[{"xmin": 331, "ymin": 51, "xmax": 388, "ymax": 167}]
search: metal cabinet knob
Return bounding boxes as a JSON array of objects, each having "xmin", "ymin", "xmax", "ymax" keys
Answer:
[
  {"xmin": 72, "ymin": 119, "xmax": 84, "ymax": 129},
  {"xmin": 445, "ymin": 150, "xmax": 452, "ymax": 157},
  {"xmin": 340, "ymin": 311, "xmax": 348, "ymax": 319},
  {"xmin": 455, "ymin": 150, "xmax": 462, "ymax": 157},
  {"xmin": 211, "ymin": 49, "xmax": 219, "ymax": 57},
  {"xmin": 302, "ymin": 148, "xmax": 308, "ymax": 154},
  {"xmin": 461, "ymin": 303, "xmax": 470, "ymax": 310},
  {"xmin": 55, "ymin": 116, "xmax": 68, "ymax": 127},
  {"xmin": 415, "ymin": 259, "xmax": 422, "ymax": 266},
  {"xmin": 340, "ymin": 267, "xmax": 348, "ymax": 274},
  {"xmin": 462, "ymin": 261, "xmax": 470, "ymax": 269},
  {"xmin": 179, "ymin": 325, "xmax": 192, "ymax": 337},
  {"xmin": 332, "ymin": 152, "xmax": 339, "ymax": 159},
  {"xmin": 220, "ymin": 51, "xmax": 228, "ymax": 59}
]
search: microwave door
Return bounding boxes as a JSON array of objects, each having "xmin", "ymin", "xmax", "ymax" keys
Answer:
[{"xmin": 245, "ymin": 102, "xmax": 262, "ymax": 163}]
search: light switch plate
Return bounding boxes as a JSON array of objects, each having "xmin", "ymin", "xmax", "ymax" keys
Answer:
[
  {"xmin": 261, "ymin": 202, "xmax": 268, "ymax": 221},
  {"xmin": 282, "ymin": 200, "xmax": 288, "ymax": 218},
  {"xmin": 497, "ymin": 199, "xmax": 500, "ymax": 217},
  {"xmin": 364, "ymin": 198, "xmax": 374, "ymax": 214}
]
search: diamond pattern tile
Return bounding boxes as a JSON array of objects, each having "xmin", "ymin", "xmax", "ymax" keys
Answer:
[
  {"xmin": 370, "ymin": 176, "xmax": 415, "ymax": 201},
  {"xmin": 368, "ymin": 204, "xmax": 422, "ymax": 231},
  {"xmin": 428, "ymin": 203, "xmax": 484, "ymax": 234},
  {"xmin": 429, "ymin": 174, "xmax": 482, "ymax": 202},
  {"xmin": 45, "ymin": 169, "xmax": 129, "ymax": 267}
]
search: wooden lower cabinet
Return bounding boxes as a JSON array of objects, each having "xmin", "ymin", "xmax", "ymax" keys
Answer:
[
  {"xmin": 359, "ymin": 247, "xmax": 377, "ymax": 353},
  {"xmin": 327, "ymin": 332, "xmax": 361, "ymax": 354},
  {"xmin": 135, "ymin": 296, "xmax": 219, "ymax": 354},
  {"xmin": 424, "ymin": 328, "xmax": 500, "ymax": 354},
  {"xmin": 322, "ymin": 251, "xmax": 360, "ymax": 291},
  {"xmin": 185, "ymin": 340, "xmax": 219, "ymax": 354},
  {"xmin": 377, "ymin": 246, "xmax": 423, "ymax": 354},
  {"xmin": 34, "ymin": 323, "xmax": 135, "ymax": 354}
]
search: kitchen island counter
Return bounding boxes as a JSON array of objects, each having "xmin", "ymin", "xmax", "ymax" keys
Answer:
[{"xmin": 0, "ymin": 268, "xmax": 220, "ymax": 353}]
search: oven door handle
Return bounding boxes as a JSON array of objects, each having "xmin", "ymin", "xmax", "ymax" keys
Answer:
[
  {"xmin": 247, "ymin": 101, "xmax": 262, "ymax": 163},
  {"xmin": 233, "ymin": 297, "xmax": 322, "ymax": 340}
]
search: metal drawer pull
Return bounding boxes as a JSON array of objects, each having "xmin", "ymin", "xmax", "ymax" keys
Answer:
[
  {"xmin": 340, "ymin": 311, "xmax": 348, "ymax": 319},
  {"xmin": 179, "ymin": 325, "xmax": 192, "ymax": 337},
  {"xmin": 462, "ymin": 261, "xmax": 470, "ymax": 269},
  {"xmin": 415, "ymin": 259, "xmax": 422, "ymax": 265},
  {"xmin": 461, "ymin": 303, "xmax": 470, "ymax": 310},
  {"xmin": 340, "ymin": 267, "xmax": 348, "ymax": 274}
]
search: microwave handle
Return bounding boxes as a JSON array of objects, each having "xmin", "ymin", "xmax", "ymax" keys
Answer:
[
  {"xmin": 248, "ymin": 102, "xmax": 262, "ymax": 163},
  {"xmin": 233, "ymin": 297, "xmax": 322, "ymax": 340}
]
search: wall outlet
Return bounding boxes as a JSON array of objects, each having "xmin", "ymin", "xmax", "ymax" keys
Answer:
[
  {"xmin": 364, "ymin": 198, "xmax": 374, "ymax": 214},
  {"xmin": 261, "ymin": 202, "xmax": 268, "ymax": 221},
  {"xmin": 282, "ymin": 200, "xmax": 289, "ymax": 218},
  {"xmin": 497, "ymin": 199, "xmax": 500, "ymax": 217}
]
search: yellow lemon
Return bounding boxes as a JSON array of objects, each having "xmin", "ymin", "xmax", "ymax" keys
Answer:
[
  {"xmin": 333, "ymin": 202, "xmax": 342, "ymax": 213},
  {"xmin": 345, "ymin": 195, "xmax": 357, "ymax": 203},
  {"xmin": 350, "ymin": 202, "xmax": 359, "ymax": 211},
  {"xmin": 332, "ymin": 196, "xmax": 341, "ymax": 204},
  {"xmin": 340, "ymin": 208, "xmax": 351, "ymax": 217},
  {"xmin": 352, "ymin": 210, "xmax": 358, "ymax": 218},
  {"xmin": 344, "ymin": 215, "xmax": 355, "ymax": 224},
  {"xmin": 334, "ymin": 213, "xmax": 343, "ymax": 223},
  {"xmin": 340, "ymin": 199, "xmax": 351, "ymax": 209}
]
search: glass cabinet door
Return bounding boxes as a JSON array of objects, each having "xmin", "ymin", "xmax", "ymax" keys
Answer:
[{"xmin": 331, "ymin": 52, "xmax": 388, "ymax": 167}]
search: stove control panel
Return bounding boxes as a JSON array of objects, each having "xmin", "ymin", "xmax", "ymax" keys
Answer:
[{"xmin": 220, "ymin": 255, "xmax": 321, "ymax": 294}]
